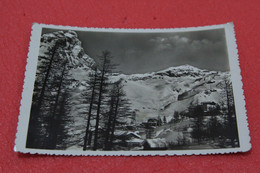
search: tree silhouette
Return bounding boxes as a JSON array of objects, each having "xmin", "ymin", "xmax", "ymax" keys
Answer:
[
  {"xmin": 83, "ymin": 67, "xmax": 98, "ymax": 151},
  {"xmin": 26, "ymin": 37, "xmax": 68, "ymax": 149},
  {"xmin": 108, "ymin": 80, "xmax": 131, "ymax": 149},
  {"xmin": 93, "ymin": 50, "xmax": 115, "ymax": 150},
  {"xmin": 223, "ymin": 79, "xmax": 239, "ymax": 147},
  {"xmin": 191, "ymin": 106, "xmax": 204, "ymax": 144}
]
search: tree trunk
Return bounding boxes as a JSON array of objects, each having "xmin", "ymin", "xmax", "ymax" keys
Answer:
[
  {"xmin": 26, "ymin": 45, "xmax": 57, "ymax": 148},
  {"xmin": 225, "ymin": 80, "xmax": 235, "ymax": 146},
  {"xmin": 104, "ymin": 97, "xmax": 115, "ymax": 150},
  {"xmin": 47, "ymin": 59, "xmax": 68, "ymax": 149},
  {"xmin": 93, "ymin": 57, "xmax": 107, "ymax": 150},
  {"xmin": 88, "ymin": 131, "xmax": 93, "ymax": 145},
  {"xmin": 83, "ymin": 70, "xmax": 97, "ymax": 151},
  {"xmin": 37, "ymin": 44, "xmax": 58, "ymax": 113},
  {"xmin": 109, "ymin": 96, "xmax": 119, "ymax": 148}
]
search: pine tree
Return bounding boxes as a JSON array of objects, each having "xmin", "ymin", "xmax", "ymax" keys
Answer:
[
  {"xmin": 207, "ymin": 116, "xmax": 221, "ymax": 141},
  {"xmin": 27, "ymin": 31, "xmax": 96, "ymax": 150},
  {"xmin": 83, "ymin": 67, "xmax": 99, "ymax": 150},
  {"xmin": 93, "ymin": 50, "xmax": 115, "ymax": 150},
  {"xmin": 223, "ymin": 79, "xmax": 239, "ymax": 147},
  {"xmin": 46, "ymin": 57, "xmax": 69, "ymax": 149},
  {"xmin": 54, "ymin": 92, "xmax": 70, "ymax": 149},
  {"xmin": 103, "ymin": 88, "xmax": 116, "ymax": 150},
  {"xmin": 191, "ymin": 106, "xmax": 204, "ymax": 144},
  {"xmin": 35, "ymin": 39, "xmax": 67, "ymax": 115},
  {"xmin": 108, "ymin": 80, "xmax": 130, "ymax": 149},
  {"xmin": 26, "ymin": 37, "xmax": 67, "ymax": 149}
]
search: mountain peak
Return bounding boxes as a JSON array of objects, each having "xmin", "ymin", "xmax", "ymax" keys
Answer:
[
  {"xmin": 40, "ymin": 31, "xmax": 96, "ymax": 69},
  {"xmin": 157, "ymin": 64, "xmax": 201, "ymax": 73}
]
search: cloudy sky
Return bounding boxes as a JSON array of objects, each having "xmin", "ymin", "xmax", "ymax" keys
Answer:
[{"xmin": 42, "ymin": 28, "xmax": 229, "ymax": 74}]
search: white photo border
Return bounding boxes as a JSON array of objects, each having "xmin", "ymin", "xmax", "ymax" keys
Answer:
[{"xmin": 15, "ymin": 22, "xmax": 251, "ymax": 156}]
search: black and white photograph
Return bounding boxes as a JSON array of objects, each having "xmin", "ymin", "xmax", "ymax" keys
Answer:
[{"xmin": 15, "ymin": 23, "xmax": 250, "ymax": 155}]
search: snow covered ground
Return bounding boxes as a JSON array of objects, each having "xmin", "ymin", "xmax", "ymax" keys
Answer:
[
  {"xmin": 110, "ymin": 65, "xmax": 230, "ymax": 124},
  {"xmin": 34, "ymin": 30, "xmax": 235, "ymax": 151}
]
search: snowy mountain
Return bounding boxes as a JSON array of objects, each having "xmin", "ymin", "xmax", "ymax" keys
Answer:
[
  {"xmin": 39, "ymin": 30, "xmax": 96, "ymax": 81},
  {"xmin": 39, "ymin": 30, "xmax": 230, "ymax": 126},
  {"xmin": 40, "ymin": 31, "xmax": 95, "ymax": 66},
  {"xmin": 110, "ymin": 65, "xmax": 230, "ymax": 123},
  {"xmin": 31, "ymin": 31, "xmax": 235, "ymax": 150}
]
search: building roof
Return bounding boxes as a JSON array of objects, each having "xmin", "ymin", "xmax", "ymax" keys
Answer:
[
  {"xmin": 126, "ymin": 138, "xmax": 144, "ymax": 143},
  {"xmin": 145, "ymin": 138, "xmax": 167, "ymax": 148}
]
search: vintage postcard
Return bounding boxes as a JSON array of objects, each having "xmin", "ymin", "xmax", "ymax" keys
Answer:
[{"xmin": 15, "ymin": 23, "xmax": 251, "ymax": 156}]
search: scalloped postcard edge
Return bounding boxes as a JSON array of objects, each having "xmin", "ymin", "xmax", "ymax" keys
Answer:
[{"xmin": 14, "ymin": 22, "xmax": 251, "ymax": 156}]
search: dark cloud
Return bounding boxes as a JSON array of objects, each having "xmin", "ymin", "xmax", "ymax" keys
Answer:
[{"xmin": 42, "ymin": 28, "xmax": 229, "ymax": 74}]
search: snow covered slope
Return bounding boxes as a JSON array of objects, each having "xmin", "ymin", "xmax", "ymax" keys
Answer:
[
  {"xmin": 39, "ymin": 31, "xmax": 230, "ymax": 126},
  {"xmin": 111, "ymin": 65, "xmax": 230, "ymax": 123},
  {"xmin": 36, "ymin": 31, "xmax": 233, "ymax": 149}
]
